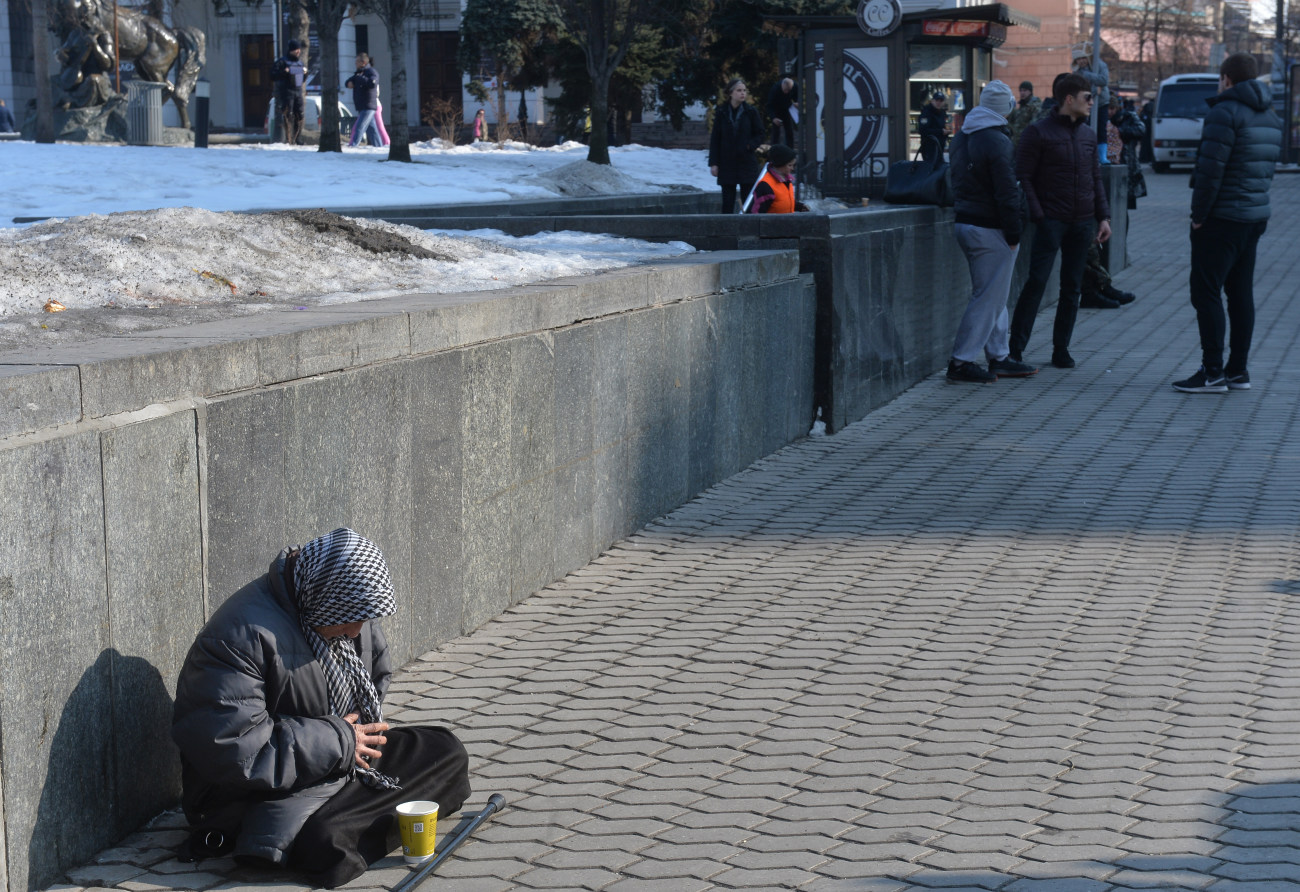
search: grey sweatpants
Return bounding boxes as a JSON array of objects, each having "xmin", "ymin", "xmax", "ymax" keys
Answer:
[{"xmin": 952, "ymin": 223, "xmax": 1020, "ymax": 364}]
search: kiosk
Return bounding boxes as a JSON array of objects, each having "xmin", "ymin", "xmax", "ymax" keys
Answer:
[{"xmin": 772, "ymin": 2, "xmax": 1038, "ymax": 202}]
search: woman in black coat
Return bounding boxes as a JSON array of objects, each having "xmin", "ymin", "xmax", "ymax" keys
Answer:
[{"xmin": 709, "ymin": 79, "xmax": 766, "ymax": 213}]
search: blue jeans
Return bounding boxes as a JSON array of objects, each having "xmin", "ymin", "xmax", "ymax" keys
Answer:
[
  {"xmin": 349, "ymin": 109, "xmax": 376, "ymax": 147},
  {"xmin": 1010, "ymin": 217, "xmax": 1096, "ymax": 359},
  {"xmin": 1189, "ymin": 217, "xmax": 1265, "ymax": 375}
]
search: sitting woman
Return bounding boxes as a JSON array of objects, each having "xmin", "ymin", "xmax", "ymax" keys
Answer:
[
  {"xmin": 747, "ymin": 144, "xmax": 810, "ymax": 214},
  {"xmin": 171, "ymin": 528, "xmax": 471, "ymax": 888}
]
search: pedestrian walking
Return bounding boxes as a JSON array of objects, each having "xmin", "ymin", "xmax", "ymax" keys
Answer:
[
  {"xmin": 0, "ymin": 99, "xmax": 15, "ymax": 133},
  {"xmin": 473, "ymin": 109, "xmax": 487, "ymax": 141},
  {"xmin": 1008, "ymin": 72, "xmax": 1111, "ymax": 369},
  {"xmin": 946, "ymin": 81, "xmax": 1037, "ymax": 384},
  {"xmin": 345, "ymin": 54, "xmax": 379, "ymax": 148},
  {"xmin": 1073, "ymin": 48, "xmax": 1110, "ymax": 162},
  {"xmin": 708, "ymin": 79, "xmax": 766, "ymax": 214},
  {"xmin": 1172, "ymin": 52, "xmax": 1282, "ymax": 394},
  {"xmin": 746, "ymin": 144, "xmax": 809, "ymax": 214}
]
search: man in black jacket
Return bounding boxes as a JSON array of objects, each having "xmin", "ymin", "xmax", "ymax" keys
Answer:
[
  {"xmin": 1008, "ymin": 72, "xmax": 1111, "ymax": 369},
  {"xmin": 271, "ymin": 40, "xmax": 306, "ymax": 145},
  {"xmin": 947, "ymin": 80, "xmax": 1037, "ymax": 384},
  {"xmin": 917, "ymin": 92, "xmax": 948, "ymax": 163},
  {"xmin": 766, "ymin": 77, "xmax": 798, "ymax": 146},
  {"xmin": 1172, "ymin": 52, "xmax": 1281, "ymax": 393}
]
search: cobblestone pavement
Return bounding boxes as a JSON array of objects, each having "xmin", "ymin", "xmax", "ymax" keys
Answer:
[{"xmin": 52, "ymin": 170, "xmax": 1300, "ymax": 892}]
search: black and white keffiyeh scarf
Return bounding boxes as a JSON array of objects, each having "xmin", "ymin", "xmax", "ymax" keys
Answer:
[{"xmin": 293, "ymin": 527, "xmax": 401, "ymax": 791}]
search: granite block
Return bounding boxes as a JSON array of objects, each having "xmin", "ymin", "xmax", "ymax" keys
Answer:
[
  {"xmin": 0, "ymin": 432, "xmax": 113, "ymax": 892},
  {"xmin": 0, "ymin": 364, "xmax": 81, "ymax": 438},
  {"xmin": 684, "ymin": 297, "xmax": 717, "ymax": 497},
  {"xmin": 202, "ymin": 388, "xmax": 290, "ymax": 610},
  {"xmin": 410, "ymin": 350, "xmax": 466, "ymax": 647},
  {"xmin": 460, "ymin": 341, "xmax": 513, "ymax": 630},
  {"xmin": 281, "ymin": 365, "xmax": 416, "ymax": 665},
  {"xmin": 553, "ymin": 326, "xmax": 595, "ymax": 469},
  {"xmin": 737, "ymin": 289, "xmax": 766, "ymax": 471},
  {"xmin": 553, "ymin": 459, "xmax": 595, "ymax": 579},
  {"xmin": 256, "ymin": 314, "xmax": 411, "ymax": 385},
  {"xmin": 509, "ymin": 334, "xmax": 556, "ymax": 603},
  {"xmin": 709, "ymin": 291, "xmax": 743, "ymax": 481},
  {"xmin": 2, "ymin": 335, "xmax": 260, "ymax": 419},
  {"xmin": 591, "ymin": 317, "xmax": 630, "ymax": 548},
  {"xmin": 661, "ymin": 304, "xmax": 691, "ymax": 516},
  {"xmin": 100, "ymin": 411, "xmax": 204, "ymax": 831},
  {"xmin": 625, "ymin": 308, "xmax": 667, "ymax": 528}
]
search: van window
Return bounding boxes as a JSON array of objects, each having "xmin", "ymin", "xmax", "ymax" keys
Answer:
[{"xmin": 1157, "ymin": 83, "xmax": 1218, "ymax": 118}]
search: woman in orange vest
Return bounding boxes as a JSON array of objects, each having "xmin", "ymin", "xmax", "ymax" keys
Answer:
[{"xmin": 748, "ymin": 144, "xmax": 810, "ymax": 214}]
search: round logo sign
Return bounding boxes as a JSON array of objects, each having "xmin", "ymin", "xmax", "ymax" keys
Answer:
[{"xmin": 857, "ymin": 0, "xmax": 902, "ymax": 38}]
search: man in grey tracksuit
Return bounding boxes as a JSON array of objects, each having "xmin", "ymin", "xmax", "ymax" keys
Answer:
[
  {"xmin": 1172, "ymin": 52, "xmax": 1282, "ymax": 393},
  {"xmin": 946, "ymin": 81, "xmax": 1037, "ymax": 384}
]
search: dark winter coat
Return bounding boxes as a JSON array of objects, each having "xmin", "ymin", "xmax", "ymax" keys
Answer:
[
  {"xmin": 766, "ymin": 82, "xmax": 798, "ymax": 121},
  {"xmin": 951, "ymin": 114, "xmax": 1024, "ymax": 246},
  {"xmin": 1016, "ymin": 113, "xmax": 1109, "ymax": 224},
  {"xmin": 271, "ymin": 55, "xmax": 306, "ymax": 96},
  {"xmin": 0, "ymin": 103, "xmax": 14, "ymax": 133},
  {"xmin": 917, "ymin": 103, "xmax": 949, "ymax": 154},
  {"xmin": 172, "ymin": 549, "xmax": 391, "ymax": 860},
  {"xmin": 1191, "ymin": 79, "xmax": 1282, "ymax": 225},
  {"xmin": 346, "ymin": 65, "xmax": 379, "ymax": 112},
  {"xmin": 709, "ymin": 101, "xmax": 765, "ymax": 186}
]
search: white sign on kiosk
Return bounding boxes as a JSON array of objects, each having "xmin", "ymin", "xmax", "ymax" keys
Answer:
[{"xmin": 857, "ymin": 0, "xmax": 902, "ymax": 37}]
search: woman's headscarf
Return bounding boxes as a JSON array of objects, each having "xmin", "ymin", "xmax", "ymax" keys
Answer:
[{"xmin": 293, "ymin": 527, "xmax": 400, "ymax": 790}]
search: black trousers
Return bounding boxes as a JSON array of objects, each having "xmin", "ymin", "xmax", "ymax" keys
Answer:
[
  {"xmin": 1010, "ymin": 217, "xmax": 1096, "ymax": 359},
  {"xmin": 720, "ymin": 184, "xmax": 740, "ymax": 214},
  {"xmin": 1189, "ymin": 217, "xmax": 1266, "ymax": 375},
  {"xmin": 769, "ymin": 118, "xmax": 794, "ymax": 146},
  {"xmin": 287, "ymin": 726, "xmax": 471, "ymax": 888}
]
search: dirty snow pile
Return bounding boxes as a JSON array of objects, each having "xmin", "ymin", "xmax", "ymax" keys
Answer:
[{"xmin": 0, "ymin": 207, "xmax": 693, "ymax": 350}]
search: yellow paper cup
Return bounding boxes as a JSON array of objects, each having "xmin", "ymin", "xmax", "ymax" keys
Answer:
[{"xmin": 396, "ymin": 800, "xmax": 439, "ymax": 865}]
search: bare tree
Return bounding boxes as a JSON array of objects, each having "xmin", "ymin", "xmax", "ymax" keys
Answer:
[
  {"xmin": 356, "ymin": 0, "xmax": 423, "ymax": 160},
  {"xmin": 303, "ymin": 0, "xmax": 349, "ymax": 150},
  {"xmin": 551, "ymin": 0, "xmax": 652, "ymax": 165}
]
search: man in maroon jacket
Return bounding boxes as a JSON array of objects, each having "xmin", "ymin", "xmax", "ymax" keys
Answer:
[{"xmin": 1008, "ymin": 72, "xmax": 1112, "ymax": 369}]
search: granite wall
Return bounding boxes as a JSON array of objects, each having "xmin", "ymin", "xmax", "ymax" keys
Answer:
[{"xmin": 0, "ymin": 250, "xmax": 813, "ymax": 891}]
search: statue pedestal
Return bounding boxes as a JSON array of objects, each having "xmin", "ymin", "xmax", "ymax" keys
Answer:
[{"xmin": 23, "ymin": 96, "xmax": 129, "ymax": 142}]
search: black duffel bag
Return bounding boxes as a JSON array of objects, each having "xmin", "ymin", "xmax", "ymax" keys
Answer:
[{"xmin": 883, "ymin": 137, "xmax": 953, "ymax": 207}]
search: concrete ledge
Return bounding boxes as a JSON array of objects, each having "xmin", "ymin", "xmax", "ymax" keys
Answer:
[{"xmin": 0, "ymin": 251, "xmax": 795, "ymax": 433}]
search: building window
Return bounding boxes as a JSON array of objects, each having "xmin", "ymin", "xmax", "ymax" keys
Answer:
[{"xmin": 355, "ymin": 24, "xmax": 368, "ymax": 56}]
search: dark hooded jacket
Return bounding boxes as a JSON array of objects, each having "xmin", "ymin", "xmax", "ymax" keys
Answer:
[
  {"xmin": 346, "ymin": 65, "xmax": 379, "ymax": 112},
  {"xmin": 709, "ymin": 101, "xmax": 765, "ymax": 186},
  {"xmin": 1191, "ymin": 79, "xmax": 1282, "ymax": 225},
  {"xmin": 172, "ymin": 549, "xmax": 391, "ymax": 861},
  {"xmin": 1016, "ymin": 112, "xmax": 1109, "ymax": 224},
  {"xmin": 950, "ymin": 107, "xmax": 1024, "ymax": 245}
]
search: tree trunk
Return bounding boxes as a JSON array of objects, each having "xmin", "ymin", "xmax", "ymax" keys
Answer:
[
  {"xmin": 386, "ymin": 20, "xmax": 411, "ymax": 161},
  {"xmin": 495, "ymin": 65, "xmax": 508, "ymax": 143},
  {"xmin": 32, "ymin": 0, "xmax": 54, "ymax": 142},
  {"xmin": 316, "ymin": 15, "xmax": 344, "ymax": 151},
  {"xmin": 291, "ymin": 0, "xmax": 311, "ymax": 71},
  {"xmin": 586, "ymin": 69, "xmax": 611, "ymax": 165}
]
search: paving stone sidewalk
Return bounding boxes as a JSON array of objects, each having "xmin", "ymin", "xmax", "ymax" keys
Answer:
[{"xmin": 52, "ymin": 171, "xmax": 1300, "ymax": 892}]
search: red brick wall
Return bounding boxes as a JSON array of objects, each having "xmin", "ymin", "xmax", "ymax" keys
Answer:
[{"xmin": 993, "ymin": 0, "xmax": 1080, "ymax": 101}]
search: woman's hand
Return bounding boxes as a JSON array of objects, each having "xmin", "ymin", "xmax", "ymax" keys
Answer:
[
  {"xmin": 710, "ymin": 165, "xmax": 718, "ymax": 176},
  {"xmin": 344, "ymin": 713, "xmax": 389, "ymax": 768}
]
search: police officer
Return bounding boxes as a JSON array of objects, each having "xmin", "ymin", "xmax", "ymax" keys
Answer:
[{"xmin": 917, "ymin": 91, "xmax": 949, "ymax": 163}]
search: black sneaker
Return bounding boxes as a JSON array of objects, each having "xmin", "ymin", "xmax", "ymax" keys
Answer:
[
  {"xmin": 1226, "ymin": 371, "xmax": 1251, "ymax": 391},
  {"xmin": 947, "ymin": 359, "xmax": 996, "ymax": 384},
  {"xmin": 1051, "ymin": 350, "xmax": 1076, "ymax": 369},
  {"xmin": 1080, "ymin": 292, "xmax": 1121, "ymax": 309},
  {"xmin": 1172, "ymin": 367, "xmax": 1228, "ymax": 393},
  {"xmin": 1103, "ymin": 286, "xmax": 1136, "ymax": 305},
  {"xmin": 989, "ymin": 357, "xmax": 1038, "ymax": 378}
]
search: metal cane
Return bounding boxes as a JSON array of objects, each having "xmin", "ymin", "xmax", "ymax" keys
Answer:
[{"xmin": 391, "ymin": 794, "xmax": 507, "ymax": 892}]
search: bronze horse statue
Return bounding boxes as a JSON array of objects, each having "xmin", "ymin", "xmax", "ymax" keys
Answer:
[{"xmin": 53, "ymin": 0, "xmax": 205, "ymax": 128}]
